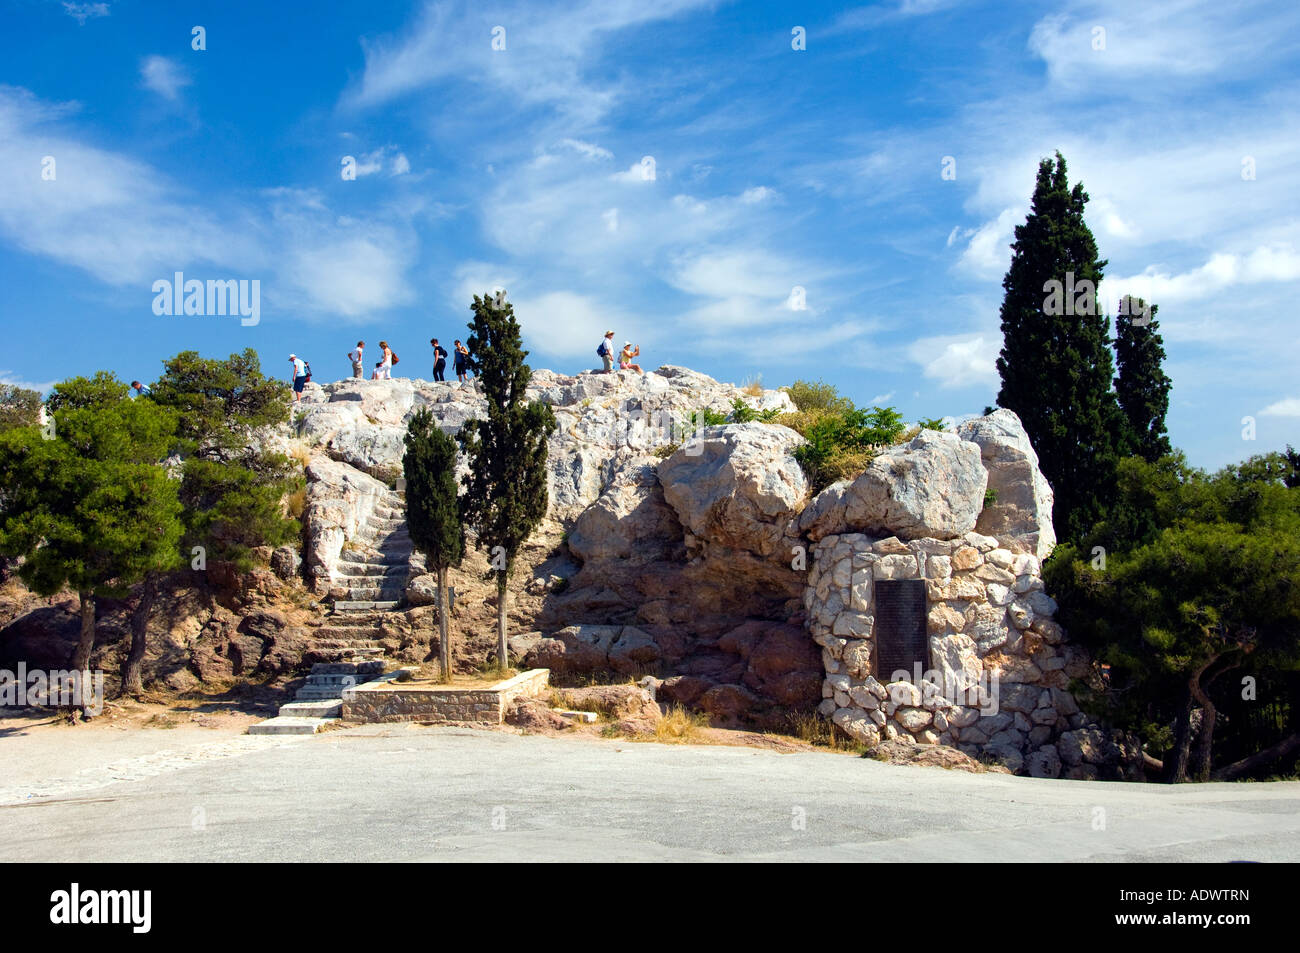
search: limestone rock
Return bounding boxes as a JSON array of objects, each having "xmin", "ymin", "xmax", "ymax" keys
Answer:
[
  {"xmin": 956, "ymin": 409, "xmax": 1056, "ymax": 560},
  {"xmin": 658, "ymin": 423, "xmax": 807, "ymax": 557},
  {"xmin": 800, "ymin": 429, "xmax": 987, "ymax": 542}
]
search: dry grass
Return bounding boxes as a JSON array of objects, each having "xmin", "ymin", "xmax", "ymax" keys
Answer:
[
  {"xmin": 783, "ymin": 711, "xmax": 870, "ymax": 754},
  {"xmin": 286, "ymin": 487, "xmax": 308, "ymax": 519},
  {"xmin": 653, "ymin": 704, "xmax": 710, "ymax": 743},
  {"xmin": 286, "ymin": 440, "xmax": 312, "ymax": 469},
  {"xmin": 741, "ymin": 374, "xmax": 764, "ymax": 397}
]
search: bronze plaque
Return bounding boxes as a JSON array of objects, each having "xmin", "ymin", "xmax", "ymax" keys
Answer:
[{"xmin": 873, "ymin": 579, "xmax": 928, "ymax": 681}]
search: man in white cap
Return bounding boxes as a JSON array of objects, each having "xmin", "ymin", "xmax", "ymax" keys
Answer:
[
  {"xmin": 597, "ymin": 330, "xmax": 616, "ymax": 373},
  {"xmin": 289, "ymin": 353, "xmax": 308, "ymax": 402}
]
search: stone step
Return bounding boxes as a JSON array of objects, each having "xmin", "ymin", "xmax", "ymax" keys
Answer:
[
  {"xmin": 334, "ymin": 600, "xmax": 401, "ymax": 611},
  {"xmin": 279, "ymin": 700, "xmax": 342, "ymax": 719},
  {"xmin": 311, "ymin": 634, "xmax": 383, "ymax": 647},
  {"xmin": 248, "ymin": 716, "xmax": 336, "ymax": 736},
  {"xmin": 304, "ymin": 648, "xmax": 385, "ymax": 664},
  {"xmin": 334, "ymin": 565, "xmax": 407, "ymax": 579},
  {"xmin": 310, "ymin": 660, "xmax": 385, "ymax": 675},
  {"xmin": 347, "ymin": 588, "xmax": 405, "ymax": 601},
  {"xmin": 339, "ymin": 551, "xmax": 411, "ymax": 566},
  {"xmin": 373, "ymin": 506, "xmax": 405, "ymax": 520}
]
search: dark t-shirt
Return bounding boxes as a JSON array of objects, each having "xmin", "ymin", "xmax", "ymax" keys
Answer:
[{"xmin": 434, "ymin": 346, "xmax": 447, "ymax": 364}]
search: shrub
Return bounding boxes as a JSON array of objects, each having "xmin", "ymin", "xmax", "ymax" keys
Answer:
[
  {"xmin": 783, "ymin": 379, "xmax": 853, "ymax": 415},
  {"xmin": 783, "ymin": 405, "xmax": 907, "ymax": 493}
]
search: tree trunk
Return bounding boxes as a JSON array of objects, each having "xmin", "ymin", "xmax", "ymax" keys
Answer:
[
  {"xmin": 71, "ymin": 590, "xmax": 96, "ymax": 673},
  {"xmin": 497, "ymin": 574, "xmax": 508, "ymax": 674},
  {"xmin": 119, "ymin": 575, "xmax": 156, "ymax": 698},
  {"xmin": 1190, "ymin": 661, "xmax": 1235, "ymax": 782},
  {"xmin": 1212, "ymin": 733, "xmax": 1300, "ymax": 781},
  {"xmin": 437, "ymin": 566, "xmax": 451, "ymax": 681},
  {"xmin": 1165, "ymin": 694, "xmax": 1194, "ymax": 783}
]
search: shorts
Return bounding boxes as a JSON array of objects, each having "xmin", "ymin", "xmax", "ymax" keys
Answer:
[{"xmin": 293, "ymin": 375, "xmax": 307, "ymax": 393}]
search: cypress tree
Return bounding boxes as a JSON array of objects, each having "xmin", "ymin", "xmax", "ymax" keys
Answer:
[
  {"xmin": 403, "ymin": 408, "xmax": 464, "ymax": 680},
  {"xmin": 995, "ymin": 151, "xmax": 1127, "ymax": 542},
  {"xmin": 457, "ymin": 293, "xmax": 556, "ymax": 673},
  {"xmin": 1114, "ymin": 297, "xmax": 1173, "ymax": 462}
]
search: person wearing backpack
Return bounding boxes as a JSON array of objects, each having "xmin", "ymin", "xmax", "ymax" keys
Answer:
[
  {"xmin": 430, "ymin": 338, "xmax": 448, "ymax": 382},
  {"xmin": 289, "ymin": 353, "xmax": 309, "ymax": 402},
  {"xmin": 597, "ymin": 330, "xmax": 616, "ymax": 373}
]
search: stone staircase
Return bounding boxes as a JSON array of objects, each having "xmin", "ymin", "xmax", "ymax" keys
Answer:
[
  {"xmin": 249, "ymin": 490, "xmax": 421, "ymax": 736},
  {"xmin": 248, "ymin": 660, "xmax": 386, "ymax": 735}
]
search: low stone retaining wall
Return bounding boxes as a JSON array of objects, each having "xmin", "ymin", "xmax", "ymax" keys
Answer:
[{"xmin": 341, "ymin": 668, "xmax": 550, "ymax": 725}]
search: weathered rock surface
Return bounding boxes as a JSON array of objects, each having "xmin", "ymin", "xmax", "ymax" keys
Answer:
[
  {"xmin": 799, "ymin": 429, "xmax": 987, "ymax": 542},
  {"xmin": 956, "ymin": 410, "xmax": 1056, "ymax": 560}
]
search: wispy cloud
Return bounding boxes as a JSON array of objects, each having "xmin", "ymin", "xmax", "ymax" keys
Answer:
[
  {"xmin": 139, "ymin": 56, "xmax": 190, "ymax": 101},
  {"xmin": 62, "ymin": 2, "xmax": 109, "ymax": 25}
]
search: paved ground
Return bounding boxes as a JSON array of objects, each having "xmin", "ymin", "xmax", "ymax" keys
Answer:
[{"xmin": 2, "ymin": 722, "xmax": 1298, "ymax": 862}]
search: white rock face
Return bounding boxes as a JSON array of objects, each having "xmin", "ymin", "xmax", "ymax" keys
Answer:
[
  {"xmin": 956, "ymin": 409, "xmax": 1056, "ymax": 560},
  {"xmin": 658, "ymin": 423, "xmax": 807, "ymax": 557},
  {"xmin": 800, "ymin": 429, "xmax": 987, "ymax": 542},
  {"xmin": 301, "ymin": 458, "xmax": 393, "ymax": 590}
]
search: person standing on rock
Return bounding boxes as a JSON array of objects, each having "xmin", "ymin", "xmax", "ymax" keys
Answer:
[
  {"xmin": 289, "ymin": 354, "xmax": 308, "ymax": 402},
  {"xmin": 373, "ymin": 341, "xmax": 394, "ymax": 380},
  {"xmin": 597, "ymin": 330, "xmax": 616, "ymax": 373},
  {"xmin": 347, "ymin": 341, "xmax": 365, "ymax": 379},
  {"xmin": 453, "ymin": 340, "xmax": 471, "ymax": 382},
  {"xmin": 430, "ymin": 338, "xmax": 448, "ymax": 382}
]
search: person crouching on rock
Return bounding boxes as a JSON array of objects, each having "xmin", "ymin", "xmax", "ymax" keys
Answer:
[{"xmin": 619, "ymin": 341, "xmax": 644, "ymax": 373}]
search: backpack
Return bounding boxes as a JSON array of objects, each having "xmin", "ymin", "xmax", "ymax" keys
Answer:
[
  {"xmin": 391, "ymin": 352, "xmax": 400, "ymax": 365},
  {"xmin": 303, "ymin": 361, "xmax": 312, "ymax": 382},
  {"xmin": 597, "ymin": 340, "xmax": 609, "ymax": 357}
]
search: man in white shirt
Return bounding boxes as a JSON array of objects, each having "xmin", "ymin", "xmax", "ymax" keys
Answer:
[
  {"xmin": 597, "ymin": 330, "xmax": 616, "ymax": 373},
  {"xmin": 347, "ymin": 341, "xmax": 365, "ymax": 379},
  {"xmin": 289, "ymin": 354, "xmax": 308, "ymax": 402}
]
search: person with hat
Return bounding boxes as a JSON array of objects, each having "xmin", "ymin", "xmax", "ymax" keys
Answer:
[
  {"xmin": 619, "ymin": 341, "xmax": 643, "ymax": 373},
  {"xmin": 597, "ymin": 330, "xmax": 616, "ymax": 373},
  {"xmin": 289, "ymin": 354, "xmax": 308, "ymax": 402}
]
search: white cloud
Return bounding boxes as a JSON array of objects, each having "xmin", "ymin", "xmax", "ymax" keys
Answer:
[
  {"xmin": 1099, "ymin": 245, "xmax": 1300, "ymax": 309},
  {"xmin": 740, "ymin": 186, "xmax": 776, "ymax": 204},
  {"xmin": 558, "ymin": 138, "xmax": 612, "ymax": 161},
  {"xmin": 909, "ymin": 334, "xmax": 999, "ymax": 390},
  {"xmin": 0, "ymin": 370, "xmax": 58, "ymax": 394},
  {"xmin": 63, "ymin": 3, "xmax": 109, "ymax": 25},
  {"xmin": 1261, "ymin": 397, "xmax": 1300, "ymax": 418},
  {"xmin": 390, "ymin": 152, "xmax": 411, "ymax": 176},
  {"xmin": 139, "ymin": 56, "xmax": 190, "ymax": 101},
  {"xmin": 956, "ymin": 208, "xmax": 1017, "ymax": 278}
]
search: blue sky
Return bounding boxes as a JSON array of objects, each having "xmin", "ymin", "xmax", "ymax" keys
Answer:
[{"xmin": 2, "ymin": 0, "xmax": 1298, "ymax": 469}]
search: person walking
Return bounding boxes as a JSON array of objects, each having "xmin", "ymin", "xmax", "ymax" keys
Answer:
[
  {"xmin": 289, "ymin": 354, "xmax": 309, "ymax": 402},
  {"xmin": 373, "ymin": 340, "xmax": 393, "ymax": 380},
  {"xmin": 453, "ymin": 339, "xmax": 471, "ymax": 382},
  {"xmin": 619, "ymin": 341, "xmax": 644, "ymax": 373},
  {"xmin": 430, "ymin": 338, "xmax": 448, "ymax": 382},
  {"xmin": 597, "ymin": 330, "xmax": 616, "ymax": 373},
  {"xmin": 347, "ymin": 341, "xmax": 365, "ymax": 379}
]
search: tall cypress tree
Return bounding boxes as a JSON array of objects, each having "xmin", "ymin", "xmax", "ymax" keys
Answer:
[
  {"xmin": 403, "ymin": 408, "xmax": 464, "ymax": 680},
  {"xmin": 456, "ymin": 293, "xmax": 556, "ymax": 673},
  {"xmin": 1114, "ymin": 297, "xmax": 1173, "ymax": 463},
  {"xmin": 995, "ymin": 151, "xmax": 1126, "ymax": 543}
]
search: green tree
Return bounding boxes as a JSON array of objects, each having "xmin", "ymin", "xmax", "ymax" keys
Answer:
[
  {"xmin": 403, "ymin": 408, "xmax": 464, "ymax": 680},
  {"xmin": 456, "ymin": 293, "xmax": 556, "ymax": 673},
  {"xmin": 1114, "ymin": 297, "xmax": 1172, "ymax": 462},
  {"xmin": 0, "ymin": 384, "xmax": 42, "ymax": 432},
  {"xmin": 995, "ymin": 151, "xmax": 1127, "ymax": 542},
  {"xmin": 1047, "ymin": 453, "xmax": 1300, "ymax": 782},
  {"xmin": 0, "ymin": 374, "xmax": 183, "ymax": 693},
  {"xmin": 150, "ymin": 350, "xmax": 301, "ymax": 570}
]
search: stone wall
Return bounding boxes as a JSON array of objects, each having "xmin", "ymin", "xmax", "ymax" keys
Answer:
[
  {"xmin": 342, "ymin": 668, "xmax": 550, "ymax": 725},
  {"xmin": 807, "ymin": 529, "xmax": 1093, "ymax": 776}
]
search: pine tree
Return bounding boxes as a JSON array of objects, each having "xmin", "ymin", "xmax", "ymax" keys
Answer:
[
  {"xmin": 0, "ymin": 374, "xmax": 184, "ymax": 698},
  {"xmin": 456, "ymin": 293, "xmax": 556, "ymax": 673},
  {"xmin": 995, "ymin": 151, "xmax": 1127, "ymax": 543},
  {"xmin": 1114, "ymin": 297, "xmax": 1173, "ymax": 462},
  {"xmin": 403, "ymin": 408, "xmax": 464, "ymax": 680}
]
